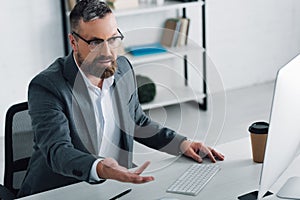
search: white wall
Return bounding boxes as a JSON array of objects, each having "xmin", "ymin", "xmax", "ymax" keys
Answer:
[
  {"xmin": 206, "ymin": 0, "xmax": 300, "ymax": 92},
  {"xmin": 0, "ymin": 0, "xmax": 64, "ymax": 137}
]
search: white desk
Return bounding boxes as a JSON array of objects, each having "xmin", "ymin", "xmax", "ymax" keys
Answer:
[{"xmin": 19, "ymin": 137, "xmax": 300, "ymax": 200}]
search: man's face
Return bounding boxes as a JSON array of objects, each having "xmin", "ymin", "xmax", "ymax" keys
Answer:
[{"xmin": 71, "ymin": 13, "xmax": 119, "ymax": 79}]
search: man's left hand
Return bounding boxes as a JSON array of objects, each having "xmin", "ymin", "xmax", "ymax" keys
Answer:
[{"xmin": 180, "ymin": 140, "xmax": 225, "ymax": 163}]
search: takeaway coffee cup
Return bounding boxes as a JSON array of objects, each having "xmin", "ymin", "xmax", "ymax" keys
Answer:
[{"xmin": 249, "ymin": 121, "xmax": 269, "ymax": 163}]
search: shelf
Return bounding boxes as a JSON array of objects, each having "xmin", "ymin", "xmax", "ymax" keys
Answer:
[
  {"xmin": 113, "ymin": 1, "xmax": 203, "ymax": 17},
  {"xmin": 65, "ymin": 1, "xmax": 203, "ymax": 17},
  {"xmin": 124, "ymin": 43, "xmax": 203, "ymax": 65},
  {"xmin": 141, "ymin": 84, "xmax": 205, "ymax": 110}
]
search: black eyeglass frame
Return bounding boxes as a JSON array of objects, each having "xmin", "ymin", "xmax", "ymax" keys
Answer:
[{"xmin": 71, "ymin": 28, "xmax": 124, "ymax": 49}]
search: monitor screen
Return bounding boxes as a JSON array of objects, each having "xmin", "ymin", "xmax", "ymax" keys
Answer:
[{"xmin": 258, "ymin": 53, "xmax": 300, "ymax": 199}]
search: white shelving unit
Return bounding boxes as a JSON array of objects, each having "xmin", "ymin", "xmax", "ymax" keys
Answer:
[
  {"xmin": 60, "ymin": 0, "xmax": 207, "ymax": 110},
  {"xmin": 65, "ymin": 1, "xmax": 202, "ymax": 17},
  {"xmin": 113, "ymin": 1, "xmax": 202, "ymax": 17},
  {"xmin": 140, "ymin": 84, "xmax": 206, "ymax": 110}
]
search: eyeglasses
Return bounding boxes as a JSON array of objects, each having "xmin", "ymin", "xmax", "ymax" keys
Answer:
[{"xmin": 72, "ymin": 28, "xmax": 124, "ymax": 51}]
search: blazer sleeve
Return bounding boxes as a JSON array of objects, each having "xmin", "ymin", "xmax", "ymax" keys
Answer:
[
  {"xmin": 28, "ymin": 73, "xmax": 97, "ymax": 182},
  {"xmin": 119, "ymin": 57, "xmax": 187, "ymax": 155},
  {"xmin": 133, "ymin": 97, "xmax": 187, "ymax": 155}
]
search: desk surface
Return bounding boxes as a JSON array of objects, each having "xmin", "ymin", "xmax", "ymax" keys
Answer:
[{"xmin": 19, "ymin": 137, "xmax": 300, "ymax": 200}]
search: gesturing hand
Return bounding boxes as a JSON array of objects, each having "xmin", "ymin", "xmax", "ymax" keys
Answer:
[
  {"xmin": 180, "ymin": 140, "xmax": 225, "ymax": 163},
  {"xmin": 96, "ymin": 158, "xmax": 154, "ymax": 184}
]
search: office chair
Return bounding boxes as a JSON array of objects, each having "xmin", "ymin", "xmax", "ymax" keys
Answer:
[{"xmin": 0, "ymin": 102, "xmax": 34, "ymax": 199}]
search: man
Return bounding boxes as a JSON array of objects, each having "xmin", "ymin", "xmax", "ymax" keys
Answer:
[{"xmin": 18, "ymin": 0, "xmax": 224, "ymax": 197}]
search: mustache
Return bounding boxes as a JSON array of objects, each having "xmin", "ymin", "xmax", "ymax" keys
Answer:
[{"xmin": 94, "ymin": 55, "xmax": 114, "ymax": 62}]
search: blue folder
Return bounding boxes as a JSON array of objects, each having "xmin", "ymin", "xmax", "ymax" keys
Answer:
[{"xmin": 126, "ymin": 43, "xmax": 167, "ymax": 57}]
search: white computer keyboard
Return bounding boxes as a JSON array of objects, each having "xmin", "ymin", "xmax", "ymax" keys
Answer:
[{"xmin": 166, "ymin": 163, "xmax": 221, "ymax": 196}]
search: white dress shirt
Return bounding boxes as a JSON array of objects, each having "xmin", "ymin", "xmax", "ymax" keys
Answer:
[{"xmin": 74, "ymin": 57, "xmax": 119, "ymax": 181}]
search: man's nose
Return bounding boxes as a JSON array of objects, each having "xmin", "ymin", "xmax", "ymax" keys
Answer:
[{"xmin": 99, "ymin": 41, "xmax": 111, "ymax": 56}]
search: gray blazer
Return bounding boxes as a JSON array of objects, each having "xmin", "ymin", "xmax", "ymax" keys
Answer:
[{"xmin": 18, "ymin": 53, "xmax": 186, "ymax": 197}]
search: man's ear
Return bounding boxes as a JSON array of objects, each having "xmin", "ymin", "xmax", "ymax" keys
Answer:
[{"xmin": 69, "ymin": 34, "xmax": 78, "ymax": 52}]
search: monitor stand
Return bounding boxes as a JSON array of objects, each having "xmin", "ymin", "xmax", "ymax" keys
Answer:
[
  {"xmin": 277, "ymin": 177, "xmax": 300, "ymax": 199},
  {"xmin": 237, "ymin": 191, "xmax": 273, "ymax": 200}
]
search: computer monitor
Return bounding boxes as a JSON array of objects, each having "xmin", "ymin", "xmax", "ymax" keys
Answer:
[{"xmin": 258, "ymin": 53, "xmax": 300, "ymax": 200}]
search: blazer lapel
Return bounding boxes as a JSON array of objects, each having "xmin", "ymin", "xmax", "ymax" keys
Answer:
[
  {"xmin": 111, "ymin": 62, "xmax": 134, "ymax": 168},
  {"xmin": 63, "ymin": 53, "xmax": 99, "ymax": 154}
]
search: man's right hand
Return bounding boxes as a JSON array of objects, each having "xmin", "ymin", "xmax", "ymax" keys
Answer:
[{"xmin": 96, "ymin": 158, "xmax": 154, "ymax": 184}]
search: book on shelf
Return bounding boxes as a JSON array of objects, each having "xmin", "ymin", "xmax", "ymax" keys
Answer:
[
  {"xmin": 177, "ymin": 17, "xmax": 190, "ymax": 47},
  {"xmin": 67, "ymin": 0, "xmax": 77, "ymax": 11},
  {"xmin": 160, "ymin": 17, "xmax": 190, "ymax": 48},
  {"xmin": 106, "ymin": 0, "xmax": 139, "ymax": 10},
  {"xmin": 160, "ymin": 18, "xmax": 181, "ymax": 47},
  {"xmin": 126, "ymin": 43, "xmax": 167, "ymax": 57}
]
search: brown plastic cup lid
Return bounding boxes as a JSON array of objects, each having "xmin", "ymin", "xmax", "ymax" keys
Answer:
[{"xmin": 249, "ymin": 121, "xmax": 269, "ymax": 134}]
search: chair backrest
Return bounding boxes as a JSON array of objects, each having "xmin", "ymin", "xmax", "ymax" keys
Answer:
[{"xmin": 4, "ymin": 102, "xmax": 34, "ymax": 196}]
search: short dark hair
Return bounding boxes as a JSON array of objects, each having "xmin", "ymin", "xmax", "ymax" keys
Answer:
[{"xmin": 70, "ymin": 0, "xmax": 112, "ymax": 32}]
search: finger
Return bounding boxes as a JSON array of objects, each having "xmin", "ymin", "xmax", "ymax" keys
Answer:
[
  {"xmin": 189, "ymin": 149, "xmax": 203, "ymax": 163},
  {"xmin": 212, "ymin": 149, "xmax": 225, "ymax": 161},
  {"xmin": 132, "ymin": 176, "xmax": 155, "ymax": 184},
  {"xmin": 123, "ymin": 173, "xmax": 154, "ymax": 184},
  {"xmin": 133, "ymin": 161, "xmax": 151, "ymax": 175},
  {"xmin": 204, "ymin": 147, "xmax": 217, "ymax": 163},
  {"xmin": 205, "ymin": 148, "xmax": 217, "ymax": 163}
]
